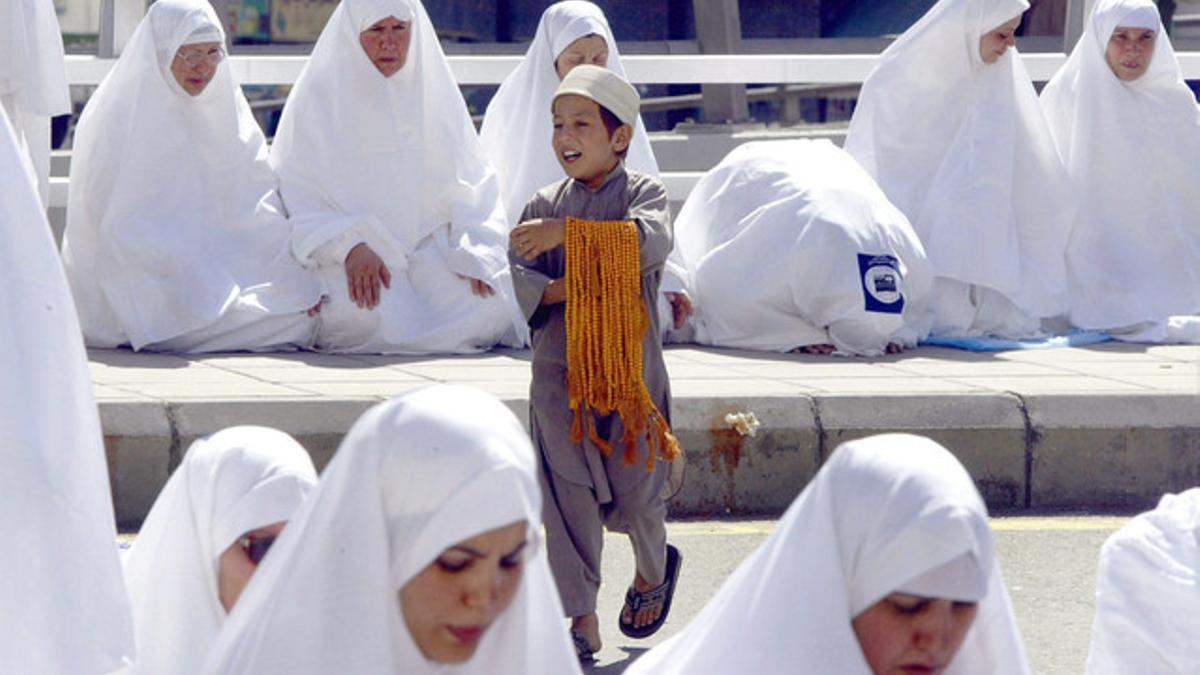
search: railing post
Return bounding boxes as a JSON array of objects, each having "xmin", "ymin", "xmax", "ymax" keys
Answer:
[
  {"xmin": 692, "ymin": 0, "xmax": 749, "ymax": 123},
  {"xmin": 98, "ymin": 0, "xmax": 116, "ymax": 57},
  {"xmin": 1064, "ymin": 0, "xmax": 1092, "ymax": 52}
]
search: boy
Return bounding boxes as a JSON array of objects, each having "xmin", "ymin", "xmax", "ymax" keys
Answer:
[{"xmin": 508, "ymin": 65, "xmax": 682, "ymax": 661}]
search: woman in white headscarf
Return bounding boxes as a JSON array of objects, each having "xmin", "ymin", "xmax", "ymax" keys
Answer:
[
  {"xmin": 672, "ymin": 139, "xmax": 933, "ymax": 356},
  {"xmin": 120, "ymin": 427, "xmax": 318, "ymax": 675},
  {"xmin": 479, "ymin": 1, "xmax": 691, "ymax": 344},
  {"xmin": 626, "ymin": 434, "xmax": 1031, "ymax": 675},
  {"xmin": 845, "ymin": 0, "xmax": 1073, "ymax": 340},
  {"xmin": 1040, "ymin": 0, "xmax": 1200, "ymax": 344},
  {"xmin": 271, "ymin": 0, "xmax": 523, "ymax": 354},
  {"xmin": 1086, "ymin": 488, "xmax": 1200, "ymax": 674},
  {"xmin": 204, "ymin": 385, "xmax": 581, "ymax": 674},
  {"xmin": 0, "ymin": 0, "xmax": 70, "ymax": 206},
  {"xmin": 61, "ymin": 0, "xmax": 323, "ymax": 353},
  {"xmin": 0, "ymin": 110, "xmax": 134, "ymax": 674}
]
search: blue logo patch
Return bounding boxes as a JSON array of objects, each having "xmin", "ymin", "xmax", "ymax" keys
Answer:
[{"xmin": 857, "ymin": 253, "xmax": 904, "ymax": 314}]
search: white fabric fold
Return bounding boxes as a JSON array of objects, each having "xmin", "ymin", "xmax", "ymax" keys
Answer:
[
  {"xmin": 272, "ymin": 0, "xmax": 524, "ymax": 352},
  {"xmin": 626, "ymin": 434, "xmax": 1031, "ymax": 675},
  {"xmin": 845, "ymin": 0, "xmax": 1073, "ymax": 336},
  {"xmin": 0, "ymin": 109, "xmax": 134, "ymax": 674},
  {"xmin": 1086, "ymin": 488, "xmax": 1200, "ymax": 674},
  {"xmin": 204, "ymin": 385, "xmax": 581, "ymax": 674},
  {"xmin": 1040, "ymin": 0, "xmax": 1200, "ymax": 339},
  {"xmin": 120, "ymin": 427, "xmax": 318, "ymax": 675},
  {"xmin": 61, "ymin": 0, "xmax": 322, "ymax": 351},
  {"xmin": 0, "ymin": 0, "xmax": 71, "ymax": 205},
  {"xmin": 674, "ymin": 139, "xmax": 933, "ymax": 355}
]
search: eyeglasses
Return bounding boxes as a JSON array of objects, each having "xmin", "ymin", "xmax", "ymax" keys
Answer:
[
  {"xmin": 175, "ymin": 46, "xmax": 224, "ymax": 67},
  {"xmin": 239, "ymin": 534, "xmax": 277, "ymax": 565}
]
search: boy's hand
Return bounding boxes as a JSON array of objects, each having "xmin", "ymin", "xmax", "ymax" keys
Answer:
[
  {"xmin": 665, "ymin": 291, "xmax": 693, "ymax": 330},
  {"xmin": 344, "ymin": 243, "xmax": 391, "ymax": 310},
  {"xmin": 510, "ymin": 218, "xmax": 566, "ymax": 261},
  {"xmin": 541, "ymin": 278, "xmax": 566, "ymax": 305}
]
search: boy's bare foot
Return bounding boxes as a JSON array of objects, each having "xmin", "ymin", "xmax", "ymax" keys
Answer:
[
  {"xmin": 620, "ymin": 572, "xmax": 664, "ymax": 629},
  {"xmin": 571, "ymin": 612, "xmax": 601, "ymax": 653},
  {"xmin": 791, "ymin": 343, "xmax": 836, "ymax": 355}
]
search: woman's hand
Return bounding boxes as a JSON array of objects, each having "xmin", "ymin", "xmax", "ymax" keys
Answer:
[{"xmin": 344, "ymin": 243, "xmax": 391, "ymax": 309}]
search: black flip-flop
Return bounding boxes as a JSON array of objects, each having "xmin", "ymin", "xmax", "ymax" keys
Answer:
[
  {"xmin": 618, "ymin": 543, "xmax": 682, "ymax": 639},
  {"xmin": 570, "ymin": 629, "xmax": 596, "ymax": 663}
]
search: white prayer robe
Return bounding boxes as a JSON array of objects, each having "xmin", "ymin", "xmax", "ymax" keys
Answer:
[
  {"xmin": 204, "ymin": 385, "xmax": 582, "ymax": 675},
  {"xmin": 61, "ymin": 0, "xmax": 322, "ymax": 353},
  {"xmin": 1086, "ymin": 488, "xmax": 1200, "ymax": 674},
  {"xmin": 478, "ymin": 1, "xmax": 687, "ymax": 344},
  {"xmin": 0, "ymin": 108, "xmax": 134, "ymax": 674},
  {"xmin": 1041, "ymin": 0, "xmax": 1200, "ymax": 343},
  {"xmin": 271, "ymin": 0, "xmax": 523, "ymax": 354},
  {"xmin": 0, "ymin": 0, "xmax": 69, "ymax": 207},
  {"xmin": 673, "ymin": 139, "xmax": 933, "ymax": 356},
  {"xmin": 626, "ymin": 434, "xmax": 1032, "ymax": 675},
  {"xmin": 119, "ymin": 427, "xmax": 317, "ymax": 675},
  {"xmin": 845, "ymin": 0, "xmax": 1074, "ymax": 339}
]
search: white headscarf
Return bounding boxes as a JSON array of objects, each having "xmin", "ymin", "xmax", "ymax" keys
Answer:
[
  {"xmin": 479, "ymin": 0, "xmax": 660, "ymax": 228},
  {"xmin": 204, "ymin": 385, "xmax": 582, "ymax": 675},
  {"xmin": 272, "ymin": 0, "xmax": 511, "ymax": 290},
  {"xmin": 1086, "ymin": 488, "xmax": 1200, "ymax": 674},
  {"xmin": 845, "ymin": 0, "xmax": 1072, "ymax": 320},
  {"xmin": 61, "ymin": 0, "xmax": 321, "ymax": 350},
  {"xmin": 1040, "ymin": 0, "xmax": 1200, "ymax": 333},
  {"xmin": 675, "ymin": 139, "xmax": 933, "ymax": 355},
  {"xmin": 0, "ymin": 0, "xmax": 70, "ymax": 117},
  {"xmin": 626, "ymin": 434, "xmax": 1031, "ymax": 675},
  {"xmin": 0, "ymin": 111, "xmax": 134, "ymax": 674},
  {"xmin": 120, "ymin": 427, "xmax": 318, "ymax": 675}
]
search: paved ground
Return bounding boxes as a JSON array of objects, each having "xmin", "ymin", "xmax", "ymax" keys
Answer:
[
  {"xmin": 89, "ymin": 342, "xmax": 1198, "ymax": 403},
  {"xmin": 587, "ymin": 514, "xmax": 1131, "ymax": 675}
]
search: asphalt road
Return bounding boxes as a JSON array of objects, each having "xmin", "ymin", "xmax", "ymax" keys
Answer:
[{"xmin": 585, "ymin": 514, "xmax": 1133, "ymax": 674}]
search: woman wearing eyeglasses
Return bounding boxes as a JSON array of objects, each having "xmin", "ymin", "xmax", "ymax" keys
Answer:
[
  {"xmin": 119, "ymin": 426, "xmax": 318, "ymax": 675},
  {"xmin": 61, "ymin": 0, "xmax": 323, "ymax": 353},
  {"xmin": 204, "ymin": 386, "xmax": 581, "ymax": 675}
]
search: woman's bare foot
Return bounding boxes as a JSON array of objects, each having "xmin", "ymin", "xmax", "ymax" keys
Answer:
[
  {"xmin": 791, "ymin": 343, "xmax": 836, "ymax": 355},
  {"xmin": 886, "ymin": 342, "xmax": 904, "ymax": 354},
  {"xmin": 571, "ymin": 612, "xmax": 601, "ymax": 653},
  {"xmin": 620, "ymin": 572, "xmax": 665, "ymax": 630}
]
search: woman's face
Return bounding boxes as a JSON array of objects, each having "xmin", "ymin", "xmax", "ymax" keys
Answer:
[
  {"xmin": 851, "ymin": 593, "xmax": 979, "ymax": 675},
  {"xmin": 1106, "ymin": 26, "xmax": 1156, "ymax": 81},
  {"xmin": 170, "ymin": 41, "xmax": 222, "ymax": 96},
  {"xmin": 399, "ymin": 521, "xmax": 528, "ymax": 663},
  {"xmin": 555, "ymin": 34, "xmax": 608, "ymax": 81},
  {"xmin": 360, "ymin": 16, "xmax": 412, "ymax": 77},
  {"xmin": 216, "ymin": 520, "xmax": 286, "ymax": 613},
  {"xmin": 979, "ymin": 16, "xmax": 1021, "ymax": 65}
]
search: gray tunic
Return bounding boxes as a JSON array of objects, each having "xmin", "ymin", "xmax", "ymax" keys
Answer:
[{"xmin": 509, "ymin": 165, "xmax": 674, "ymax": 503}]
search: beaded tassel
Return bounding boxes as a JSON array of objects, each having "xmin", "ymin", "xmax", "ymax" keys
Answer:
[{"xmin": 565, "ymin": 217, "xmax": 682, "ymax": 470}]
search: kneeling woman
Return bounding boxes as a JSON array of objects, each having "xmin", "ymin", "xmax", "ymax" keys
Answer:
[
  {"xmin": 204, "ymin": 386, "xmax": 581, "ymax": 674},
  {"xmin": 1040, "ymin": 0, "xmax": 1200, "ymax": 343},
  {"xmin": 270, "ymin": 0, "xmax": 523, "ymax": 354},
  {"xmin": 62, "ymin": 0, "xmax": 322, "ymax": 353},
  {"xmin": 672, "ymin": 139, "xmax": 932, "ymax": 356},
  {"xmin": 627, "ymin": 434, "xmax": 1031, "ymax": 674},
  {"xmin": 120, "ymin": 427, "xmax": 318, "ymax": 674}
]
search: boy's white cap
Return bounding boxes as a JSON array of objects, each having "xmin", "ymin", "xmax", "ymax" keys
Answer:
[{"xmin": 552, "ymin": 64, "xmax": 640, "ymax": 127}]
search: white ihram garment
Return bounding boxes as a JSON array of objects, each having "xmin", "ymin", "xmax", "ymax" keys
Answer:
[
  {"xmin": 0, "ymin": 109, "xmax": 134, "ymax": 674},
  {"xmin": 626, "ymin": 434, "xmax": 1032, "ymax": 675},
  {"xmin": 119, "ymin": 427, "xmax": 317, "ymax": 675},
  {"xmin": 0, "ymin": 0, "xmax": 70, "ymax": 206},
  {"xmin": 1086, "ymin": 488, "xmax": 1200, "ymax": 674},
  {"xmin": 60, "ymin": 0, "xmax": 321, "ymax": 352},
  {"xmin": 674, "ymin": 139, "xmax": 933, "ymax": 356},
  {"xmin": 272, "ymin": 0, "xmax": 522, "ymax": 354},
  {"xmin": 845, "ymin": 0, "xmax": 1073, "ymax": 339},
  {"xmin": 204, "ymin": 385, "xmax": 582, "ymax": 675},
  {"xmin": 1041, "ymin": 0, "xmax": 1200, "ymax": 343}
]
